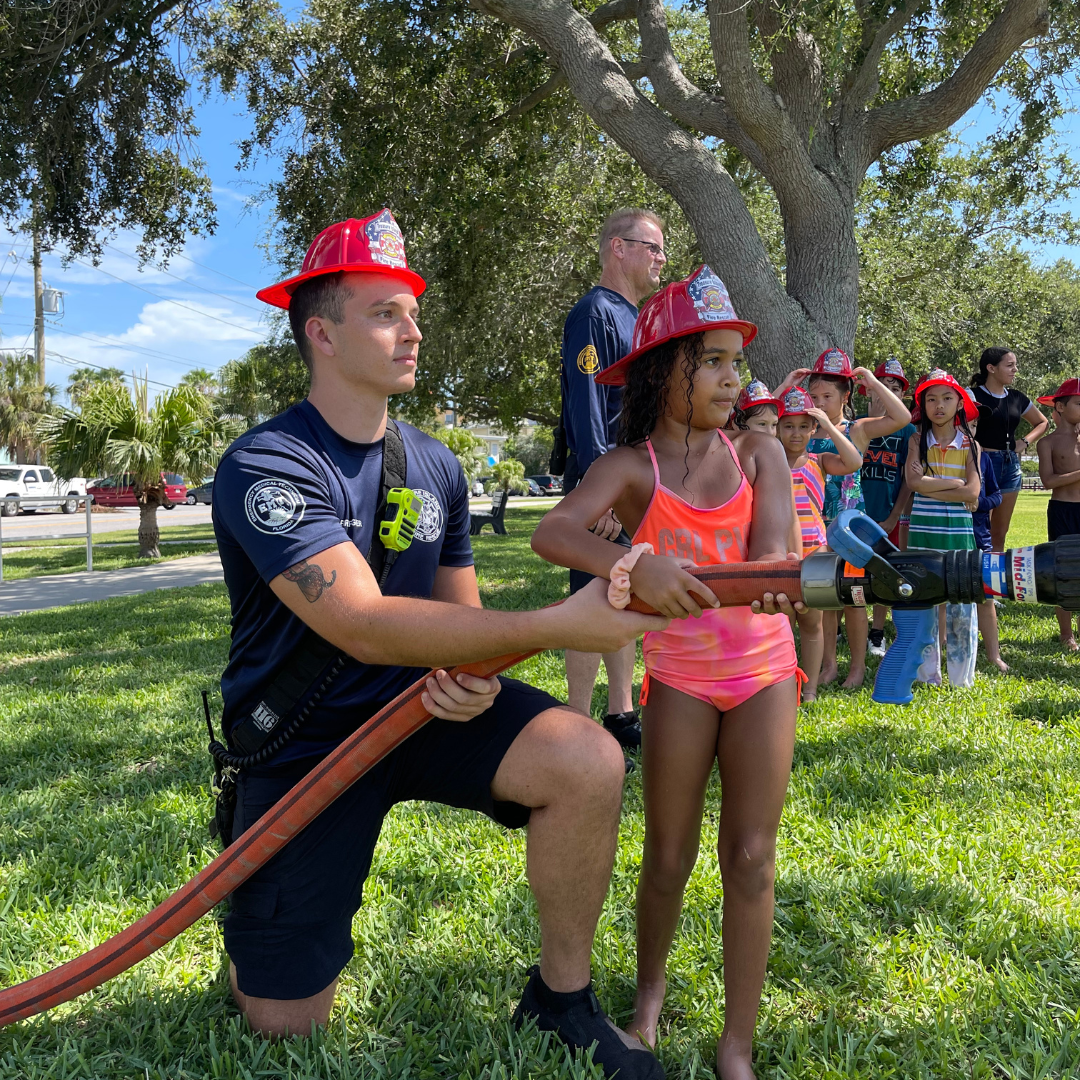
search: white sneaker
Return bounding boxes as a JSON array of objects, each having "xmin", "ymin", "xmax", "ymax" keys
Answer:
[{"xmin": 868, "ymin": 633, "xmax": 887, "ymax": 658}]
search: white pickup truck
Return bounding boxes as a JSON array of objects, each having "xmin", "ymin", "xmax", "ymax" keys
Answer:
[{"xmin": 0, "ymin": 465, "xmax": 88, "ymax": 516}]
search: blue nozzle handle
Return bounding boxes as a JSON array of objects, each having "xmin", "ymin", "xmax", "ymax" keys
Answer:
[
  {"xmin": 826, "ymin": 510, "xmax": 891, "ymax": 569},
  {"xmin": 872, "ymin": 606, "xmax": 938, "ymax": 704}
]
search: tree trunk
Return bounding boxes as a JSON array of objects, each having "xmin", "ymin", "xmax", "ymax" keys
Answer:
[{"xmin": 137, "ymin": 497, "xmax": 161, "ymax": 558}]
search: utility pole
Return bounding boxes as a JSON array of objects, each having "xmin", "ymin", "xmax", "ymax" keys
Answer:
[{"xmin": 33, "ymin": 229, "xmax": 45, "ymax": 387}]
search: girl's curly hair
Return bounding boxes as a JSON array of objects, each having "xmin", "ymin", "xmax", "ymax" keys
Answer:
[{"xmin": 618, "ymin": 331, "xmax": 705, "ymax": 487}]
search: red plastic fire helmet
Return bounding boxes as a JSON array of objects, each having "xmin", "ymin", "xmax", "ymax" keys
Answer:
[
  {"xmin": 595, "ymin": 265, "xmax": 757, "ymax": 387},
  {"xmin": 777, "ymin": 386, "xmax": 815, "ymax": 418},
  {"xmin": 811, "ymin": 347, "xmax": 854, "ymax": 379},
  {"xmin": 736, "ymin": 379, "xmax": 780, "ymax": 413},
  {"xmin": 257, "ymin": 210, "xmax": 426, "ymax": 309},
  {"xmin": 857, "ymin": 357, "xmax": 909, "ymax": 395},
  {"xmin": 1037, "ymin": 378, "xmax": 1080, "ymax": 405},
  {"xmin": 910, "ymin": 368, "xmax": 979, "ymax": 424}
]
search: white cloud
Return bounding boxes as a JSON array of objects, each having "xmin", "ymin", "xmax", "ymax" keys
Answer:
[{"xmin": 119, "ymin": 299, "xmax": 264, "ymax": 345}]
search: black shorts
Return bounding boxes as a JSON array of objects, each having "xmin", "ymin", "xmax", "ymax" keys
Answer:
[
  {"xmin": 224, "ymin": 676, "xmax": 561, "ymax": 1000},
  {"xmin": 569, "ymin": 530, "xmax": 632, "ymax": 595},
  {"xmin": 1048, "ymin": 500, "xmax": 1080, "ymax": 542}
]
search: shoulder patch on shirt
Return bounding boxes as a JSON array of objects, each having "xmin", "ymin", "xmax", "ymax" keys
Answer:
[
  {"xmin": 577, "ymin": 344, "xmax": 600, "ymax": 375},
  {"xmin": 412, "ymin": 488, "xmax": 444, "ymax": 542},
  {"xmin": 244, "ymin": 478, "xmax": 306, "ymax": 534}
]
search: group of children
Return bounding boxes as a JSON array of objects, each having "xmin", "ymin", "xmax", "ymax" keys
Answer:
[{"xmin": 533, "ymin": 264, "xmax": 1079, "ymax": 1079}]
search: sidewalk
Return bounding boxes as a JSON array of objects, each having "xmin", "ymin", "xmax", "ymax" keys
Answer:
[{"xmin": 0, "ymin": 553, "xmax": 223, "ymax": 617}]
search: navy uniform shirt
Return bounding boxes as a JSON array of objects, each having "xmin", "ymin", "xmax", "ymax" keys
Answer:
[
  {"xmin": 212, "ymin": 400, "xmax": 473, "ymax": 764},
  {"xmin": 560, "ymin": 286, "xmax": 638, "ymax": 476}
]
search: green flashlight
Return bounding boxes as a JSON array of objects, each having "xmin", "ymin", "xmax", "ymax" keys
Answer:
[{"xmin": 379, "ymin": 488, "xmax": 423, "ymax": 552}]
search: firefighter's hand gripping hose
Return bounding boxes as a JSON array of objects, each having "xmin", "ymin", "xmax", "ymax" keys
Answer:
[{"xmin": 2, "ymin": 511, "xmax": 1078, "ymax": 1027}]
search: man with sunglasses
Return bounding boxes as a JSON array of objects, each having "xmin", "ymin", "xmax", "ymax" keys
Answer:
[{"xmin": 557, "ymin": 208, "xmax": 667, "ymax": 749}]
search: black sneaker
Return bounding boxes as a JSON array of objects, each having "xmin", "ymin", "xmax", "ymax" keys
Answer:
[
  {"xmin": 514, "ymin": 965, "xmax": 664, "ymax": 1079},
  {"xmin": 603, "ymin": 710, "xmax": 641, "ymax": 750},
  {"xmin": 867, "ymin": 628, "xmax": 886, "ymax": 658}
]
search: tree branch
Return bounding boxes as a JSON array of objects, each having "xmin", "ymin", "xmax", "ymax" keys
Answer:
[
  {"xmin": 635, "ymin": 0, "xmax": 767, "ymax": 172},
  {"xmin": 867, "ymin": 0, "xmax": 1051, "ymax": 157},
  {"xmin": 753, "ymin": 4, "xmax": 824, "ymax": 143},
  {"xmin": 841, "ymin": 0, "xmax": 925, "ymax": 111},
  {"xmin": 501, "ymin": 0, "xmax": 638, "ymax": 66}
]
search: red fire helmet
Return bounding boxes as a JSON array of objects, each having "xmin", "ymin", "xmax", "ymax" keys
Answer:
[
  {"xmin": 811, "ymin": 347, "xmax": 854, "ymax": 379},
  {"xmin": 858, "ymin": 357, "xmax": 909, "ymax": 395},
  {"xmin": 1037, "ymin": 378, "xmax": 1080, "ymax": 405},
  {"xmin": 777, "ymin": 386, "xmax": 815, "ymax": 418},
  {"xmin": 594, "ymin": 265, "xmax": 757, "ymax": 387},
  {"xmin": 736, "ymin": 379, "xmax": 780, "ymax": 412},
  {"xmin": 911, "ymin": 368, "xmax": 979, "ymax": 424},
  {"xmin": 256, "ymin": 210, "xmax": 426, "ymax": 309}
]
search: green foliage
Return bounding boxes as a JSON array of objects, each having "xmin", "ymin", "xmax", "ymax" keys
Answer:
[
  {"xmin": 66, "ymin": 366, "xmax": 126, "ymax": 408},
  {"xmin": 435, "ymin": 426, "xmax": 487, "ymax": 481},
  {"xmin": 177, "ymin": 367, "xmax": 220, "ymax": 397},
  {"xmin": 0, "ymin": 499, "xmax": 1078, "ymax": 1077},
  {"xmin": 217, "ymin": 334, "xmax": 309, "ymax": 427},
  {"xmin": 1, "ymin": 1, "xmax": 215, "ymax": 258},
  {"xmin": 38, "ymin": 377, "xmax": 242, "ymax": 555},
  {"xmin": 491, "ymin": 457, "xmax": 527, "ymax": 494},
  {"xmin": 505, "ymin": 426, "xmax": 555, "ymax": 476},
  {"xmin": 200, "ymin": 0, "xmax": 704, "ymax": 429},
  {"xmin": 0, "ymin": 354, "xmax": 56, "ymax": 463}
]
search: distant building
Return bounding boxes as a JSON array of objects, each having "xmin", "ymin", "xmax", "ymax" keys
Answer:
[{"xmin": 437, "ymin": 410, "xmax": 538, "ymax": 466}]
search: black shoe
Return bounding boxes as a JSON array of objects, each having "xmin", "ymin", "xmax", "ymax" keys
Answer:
[
  {"xmin": 514, "ymin": 965, "xmax": 664, "ymax": 1079},
  {"xmin": 624, "ymin": 756, "xmax": 635, "ymax": 775},
  {"xmin": 603, "ymin": 710, "xmax": 641, "ymax": 750}
]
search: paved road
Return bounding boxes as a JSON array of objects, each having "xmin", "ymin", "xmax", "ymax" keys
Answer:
[
  {"xmin": 0, "ymin": 502, "xmax": 215, "ymax": 542},
  {"xmin": 0, "ymin": 553, "xmax": 224, "ymax": 617}
]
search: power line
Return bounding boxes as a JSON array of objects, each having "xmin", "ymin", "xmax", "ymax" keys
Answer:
[
  {"xmin": 73, "ymin": 259, "xmax": 266, "ymax": 335},
  {"xmin": 44, "ymin": 350, "xmax": 178, "ymax": 392},
  {"xmin": 0, "ymin": 319, "xmax": 217, "ymax": 371},
  {"xmin": 157, "ymin": 249, "xmax": 261, "ymax": 292},
  {"xmin": 0, "ymin": 238, "xmax": 32, "ymax": 299},
  {"xmin": 103, "ymin": 244, "xmax": 267, "ymax": 314}
]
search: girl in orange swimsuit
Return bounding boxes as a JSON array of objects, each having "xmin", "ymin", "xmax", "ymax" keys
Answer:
[{"xmin": 533, "ymin": 267, "xmax": 803, "ymax": 1080}]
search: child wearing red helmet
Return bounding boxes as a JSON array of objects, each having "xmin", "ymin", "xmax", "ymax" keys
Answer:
[
  {"xmin": 905, "ymin": 369, "xmax": 982, "ymax": 686},
  {"xmin": 1036, "ymin": 378, "xmax": 1080, "ymax": 650},
  {"xmin": 533, "ymin": 266, "xmax": 802, "ymax": 1078},
  {"xmin": 776, "ymin": 387, "xmax": 862, "ymax": 701},
  {"xmin": 774, "ymin": 350, "xmax": 911, "ymax": 687},
  {"xmin": 731, "ymin": 379, "xmax": 780, "ymax": 436}
]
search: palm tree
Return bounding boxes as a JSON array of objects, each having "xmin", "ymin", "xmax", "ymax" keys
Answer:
[
  {"xmin": 40, "ymin": 376, "xmax": 242, "ymax": 557},
  {"xmin": 0, "ymin": 353, "xmax": 56, "ymax": 463},
  {"xmin": 66, "ymin": 366, "xmax": 126, "ymax": 407}
]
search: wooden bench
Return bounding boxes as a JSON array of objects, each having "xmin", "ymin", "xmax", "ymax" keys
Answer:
[{"xmin": 470, "ymin": 488, "xmax": 509, "ymax": 535}]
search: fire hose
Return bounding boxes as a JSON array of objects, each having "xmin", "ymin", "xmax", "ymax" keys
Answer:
[{"xmin": 1, "ymin": 511, "xmax": 1077, "ymax": 1027}]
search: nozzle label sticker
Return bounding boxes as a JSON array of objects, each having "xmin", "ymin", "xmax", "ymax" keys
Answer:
[
  {"xmin": 1010, "ymin": 547, "xmax": 1037, "ymax": 603},
  {"xmin": 982, "ymin": 552, "xmax": 1009, "ymax": 598},
  {"xmin": 850, "ymin": 585, "xmax": 866, "ymax": 607}
]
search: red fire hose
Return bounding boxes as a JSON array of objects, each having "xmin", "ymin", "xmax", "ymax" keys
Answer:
[{"xmin": 0, "ymin": 560, "xmax": 802, "ymax": 1027}]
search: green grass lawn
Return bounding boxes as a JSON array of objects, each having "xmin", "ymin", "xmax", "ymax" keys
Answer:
[
  {"xmin": 1, "ymin": 503, "xmax": 1079, "ymax": 1078},
  {"xmin": 0, "ymin": 523, "xmax": 218, "ymax": 582}
]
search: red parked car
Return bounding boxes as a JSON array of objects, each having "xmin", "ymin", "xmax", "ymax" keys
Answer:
[{"xmin": 87, "ymin": 472, "xmax": 187, "ymax": 508}]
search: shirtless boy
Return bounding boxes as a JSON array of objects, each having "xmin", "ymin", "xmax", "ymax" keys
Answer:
[{"xmin": 1036, "ymin": 379, "xmax": 1080, "ymax": 650}]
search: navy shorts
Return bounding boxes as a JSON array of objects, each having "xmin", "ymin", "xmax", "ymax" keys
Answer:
[
  {"xmin": 224, "ymin": 676, "xmax": 561, "ymax": 1000},
  {"xmin": 569, "ymin": 530, "xmax": 632, "ymax": 596},
  {"xmin": 983, "ymin": 449, "xmax": 1023, "ymax": 495}
]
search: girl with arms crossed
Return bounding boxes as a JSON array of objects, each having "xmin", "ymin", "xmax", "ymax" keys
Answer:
[{"xmin": 533, "ymin": 268, "xmax": 803, "ymax": 1080}]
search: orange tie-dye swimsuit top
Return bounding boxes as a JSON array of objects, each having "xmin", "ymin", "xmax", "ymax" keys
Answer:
[{"xmin": 632, "ymin": 430, "xmax": 798, "ymax": 712}]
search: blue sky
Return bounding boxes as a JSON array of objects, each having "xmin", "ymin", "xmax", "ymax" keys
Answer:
[{"xmin": 0, "ymin": 43, "xmax": 1076, "ymax": 403}]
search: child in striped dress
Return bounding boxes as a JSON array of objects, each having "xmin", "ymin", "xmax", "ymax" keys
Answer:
[
  {"xmin": 905, "ymin": 369, "xmax": 982, "ymax": 687},
  {"xmin": 776, "ymin": 387, "xmax": 863, "ymax": 700}
]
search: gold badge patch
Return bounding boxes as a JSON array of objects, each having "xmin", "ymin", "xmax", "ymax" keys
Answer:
[{"xmin": 576, "ymin": 344, "xmax": 600, "ymax": 375}]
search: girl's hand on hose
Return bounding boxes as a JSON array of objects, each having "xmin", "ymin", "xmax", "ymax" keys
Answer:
[
  {"xmin": 749, "ymin": 552, "xmax": 808, "ymax": 617},
  {"xmin": 422, "ymin": 670, "xmax": 502, "ymax": 722},
  {"xmin": 629, "ymin": 554, "xmax": 720, "ymax": 619}
]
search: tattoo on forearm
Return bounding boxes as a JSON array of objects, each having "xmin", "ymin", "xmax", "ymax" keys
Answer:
[{"xmin": 283, "ymin": 560, "xmax": 337, "ymax": 603}]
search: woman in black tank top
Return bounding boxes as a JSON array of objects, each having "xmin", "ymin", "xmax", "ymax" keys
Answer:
[{"xmin": 970, "ymin": 347, "xmax": 1048, "ymax": 549}]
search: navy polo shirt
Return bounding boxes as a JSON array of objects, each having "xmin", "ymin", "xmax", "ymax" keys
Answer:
[
  {"xmin": 212, "ymin": 400, "xmax": 473, "ymax": 764},
  {"xmin": 560, "ymin": 286, "xmax": 638, "ymax": 474}
]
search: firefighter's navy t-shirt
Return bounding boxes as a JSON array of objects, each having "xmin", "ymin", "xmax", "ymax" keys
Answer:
[{"xmin": 212, "ymin": 399, "xmax": 473, "ymax": 764}]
